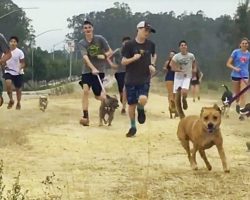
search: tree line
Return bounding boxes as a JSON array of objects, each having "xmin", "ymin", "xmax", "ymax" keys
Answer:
[{"xmin": 1, "ymin": 0, "xmax": 250, "ymax": 84}]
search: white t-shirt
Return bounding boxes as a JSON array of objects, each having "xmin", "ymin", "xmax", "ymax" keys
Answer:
[
  {"xmin": 5, "ymin": 48, "xmax": 25, "ymax": 76},
  {"xmin": 172, "ymin": 52, "xmax": 195, "ymax": 79}
]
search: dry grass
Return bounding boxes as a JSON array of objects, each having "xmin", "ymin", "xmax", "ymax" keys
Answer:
[{"xmin": 0, "ymin": 80, "xmax": 249, "ymax": 199}]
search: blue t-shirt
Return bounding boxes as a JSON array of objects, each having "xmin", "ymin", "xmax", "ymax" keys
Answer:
[{"xmin": 230, "ymin": 49, "xmax": 250, "ymax": 78}]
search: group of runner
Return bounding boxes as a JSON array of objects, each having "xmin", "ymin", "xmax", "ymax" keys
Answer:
[{"xmin": 1, "ymin": 21, "xmax": 249, "ymax": 137}]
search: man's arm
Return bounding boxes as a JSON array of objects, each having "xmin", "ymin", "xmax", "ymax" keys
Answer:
[{"xmin": 0, "ymin": 50, "xmax": 11, "ymax": 66}]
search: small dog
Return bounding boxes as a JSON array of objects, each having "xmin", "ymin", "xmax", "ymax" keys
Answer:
[
  {"xmin": 221, "ymin": 84, "xmax": 233, "ymax": 118},
  {"xmin": 39, "ymin": 95, "xmax": 48, "ymax": 112},
  {"xmin": 177, "ymin": 104, "xmax": 230, "ymax": 173},
  {"xmin": 99, "ymin": 95, "xmax": 119, "ymax": 126},
  {"xmin": 169, "ymin": 100, "xmax": 178, "ymax": 119}
]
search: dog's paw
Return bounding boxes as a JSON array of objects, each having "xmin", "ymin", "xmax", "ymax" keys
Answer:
[
  {"xmin": 191, "ymin": 164, "xmax": 198, "ymax": 171},
  {"xmin": 224, "ymin": 168, "xmax": 230, "ymax": 173}
]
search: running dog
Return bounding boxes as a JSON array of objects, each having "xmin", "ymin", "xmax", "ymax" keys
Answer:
[
  {"xmin": 176, "ymin": 104, "xmax": 229, "ymax": 173},
  {"xmin": 221, "ymin": 84, "xmax": 233, "ymax": 118},
  {"xmin": 169, "ymin": 100, "xmax": 178, "ymax": 119},
  {"xmin": 99, "ymin": 95, "xmax": 119, "ymax": 126},
  {"xmin": 175, "ymin": 87, "xmax": 229, "ymax": 172},
  {"xmin": 39, "ymin": 95, "xmax": 48, "ymax": 112}
]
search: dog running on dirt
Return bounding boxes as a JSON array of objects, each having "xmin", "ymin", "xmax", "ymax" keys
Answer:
[
  {"xmin": 220, "ymin": 84, "xmax": 233, "ymax": 118},
  {"xmin": 39, "ymin": 95, "xmax": 48, "ymax": 112},
  {"xmin": 176, "ymin": 88, "xmax": 230, "ymax": 173},
  {"xmin": 169, "ymin": 99, "xmax": 178, "ymax": 119},
  {"xmin": 99, "ymin": 95, "xmax": 119, "ymax": 126}
]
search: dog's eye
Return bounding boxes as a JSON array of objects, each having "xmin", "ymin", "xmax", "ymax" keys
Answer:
[
  {"xmin": 204, "ymin": 116, "xmax": 209, "ymax": 120},
  {"xmin": 213, "ymin": 116, "xmax": 218, "ymax": 120}
]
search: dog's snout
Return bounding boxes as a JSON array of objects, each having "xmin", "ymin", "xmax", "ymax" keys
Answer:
[{"xmin": 207, "ymin": 123, "xmax": 214, "ymax": 129}]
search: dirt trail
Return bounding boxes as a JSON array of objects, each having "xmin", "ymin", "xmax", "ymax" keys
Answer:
[{"xmin": 0, "ymin": 92, "xmax": 249, "ymax": 199}]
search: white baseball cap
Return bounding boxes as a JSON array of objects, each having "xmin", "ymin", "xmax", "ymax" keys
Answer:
[{"xmin": 136, "ymin": 21, "xmax": 156, "ymax": 33}]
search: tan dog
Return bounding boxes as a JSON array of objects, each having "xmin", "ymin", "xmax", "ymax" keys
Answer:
[
  {"xmin": 177, "ymin": 104, "xmax": 230, "ymax": 173},
  {"xmin": 169, "ymin": 100, "xmax": 178, "ymax": 119}
]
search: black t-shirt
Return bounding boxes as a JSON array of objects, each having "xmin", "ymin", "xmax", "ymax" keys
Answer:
[{"xmin": 122, "ymin": 39, "xmax": 155, "ymax": 85}]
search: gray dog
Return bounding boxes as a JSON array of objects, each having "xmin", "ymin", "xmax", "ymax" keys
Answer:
[{"xmin": 99, "ymin": 95, "xmax": 119, "ymax": 126}]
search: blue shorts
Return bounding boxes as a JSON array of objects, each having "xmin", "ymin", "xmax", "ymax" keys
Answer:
[
  {"xmin": 125, "ymin": 82, "xmax": 150, "ymax": 105},
  {"xmin": 81, "ymin": 73, "xmax": 105, "ymax": 96},
  {"xmin": 115, "ymin": 72, "xmax": 125, "ymax": 93},
  {"xmin": 165, "ymin": 70, "xmax": 175, "ymax": 81}
]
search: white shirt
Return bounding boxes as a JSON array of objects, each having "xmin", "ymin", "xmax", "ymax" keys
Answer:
[{"xmin": 5, "ymin": 48, "xmax": 25, "ymax": 76}]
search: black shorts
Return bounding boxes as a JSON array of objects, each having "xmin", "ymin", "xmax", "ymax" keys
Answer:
[
  {"xmin": 231, "ymin": 76, "xmax": 248, "ymax": 81},
  {"xmin": 81, "ymin": 73, "xmax": 105, "ymax": 96},
  {"xmin": 125, "ymin": 82, "xmax": 150, "ymax": 105},
  {"xmin": 190, "ymin": 80, "xmax": 200, "ymax": 86},
  {"xmin": 114, "ymin": 72, "xmax": 125, "ymax": 93},
  {"xmin": 4, "ymin": 73, "xmax": 23, "ymax": 89}
]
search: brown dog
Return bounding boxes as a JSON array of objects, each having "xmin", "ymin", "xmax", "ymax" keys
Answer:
[
  {"xmin": 177, "ymin": 104, "xmax": 230, "ymax": 173},
  {"xmin": 169, "ymin": 100, "xmax": 178, "ymax": 119},
  {"xmin": 99, "ymin": 95, "xmax": 119, "ymax": 126}
]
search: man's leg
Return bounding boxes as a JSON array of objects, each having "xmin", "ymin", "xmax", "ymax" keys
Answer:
[
  {"xmin": 181, "ymin": 78, "xmax": 191, "ymax": 110},
  {"xmin": 125, "ymin": 85, "xmax": 137, "ymax": 137},
  {"xmin": 14, "ymin": 75, "xmax": 23, "ymax": 110},
  {"xmin": 5, "ymin": 74, "xmax": 14, "ymax": 109},
  {"xmin": 80, "ymin": 74, "xmax": 91, "ymax": 126},
  {"xmin": 137, "ymin": 83, "xmax": 150, "ymax": 124}
]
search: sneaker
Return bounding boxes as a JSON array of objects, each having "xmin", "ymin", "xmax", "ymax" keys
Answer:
[
  {"xmin": 137, "ymin": 108, "xmax": 146, "ymax": 124},
  {"xmin": 7, "ymin": 100, "xmax": 14, "ymax": 109},
  {"xmin": 121, "ymin": 108, "xmax": 126, "ymax": 114},
  {"xmin": 0, "ymin": 96, "xmax": 3, "ymax": 107},
  {"xmin": 182, "ymin": 97, "xmax": 188, "ymax": 110},
  {"xmin": 16, "ymin": 103, "xmax": 21, "ymax": 110},
  {"xmin": 126, "ymin": 127, "xmax": 137, "ymax": 137},
  {"xmin": 239, "ymin": 108, "xmax": 249, "ymax": 115},
  {"xmin": 79, "ymin": 117, "xmax": 89, "ymax": 126}
]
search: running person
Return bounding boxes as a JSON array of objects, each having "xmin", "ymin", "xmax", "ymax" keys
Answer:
[
  {"xmin": 163, "ymin": 50, "xmax": 176, "ymax": 111},
  {"xmin": 0, "ymin": 33, "xmax": 12, "ymax": 107},
  {"xmin": 170, "ymin": 40, "xmax": 196, "ymax": 115},
  {"xmin": 226, "ymin": 37, "xmax": 250, "ymax": 118},
  {"xmin": 190, "ymin": 65, "xmax": 203, "ymax": 102},
  {"xmin": 107, "ymin": 36, "xmax": 130, "ymax": 114},
  {"xmin": 3, "ymin": 36, "xmax": 26, "ymax": 110},
  {"xmin": 78, "ymin": 20, "xmax": 112, "ymax": 126},
  {"xmin": 121, "ymin": 21, "xmax": 157, "ymax": 137}
]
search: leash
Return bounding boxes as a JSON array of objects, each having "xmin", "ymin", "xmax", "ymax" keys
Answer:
[{"xmin": 96, "ymin": 74, "xmax": 106, "ymax": 94}]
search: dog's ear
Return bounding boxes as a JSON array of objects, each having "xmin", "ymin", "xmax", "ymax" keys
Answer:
[
  {"xmin": 213, "ymin": 104, "xmax": 221, "ymax": 114},
  {"xmin": 106, "ymin": 94, "xmax": 111, "ymax": 99},
  {"xmin": 113, "ymin": 94, "xmax": 118, "ymax": 99}
]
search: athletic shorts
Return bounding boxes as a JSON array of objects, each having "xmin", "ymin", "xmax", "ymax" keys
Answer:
[
  {"xmin": 190, "ymin": 80, "xmax": 200, "ymax": 86},
  {"xmin": 173, "ymin": 77, "xmax": 191, "ymax": 93},
  {"xmin": 231, "ymin": 77, "xmax": 248, "ymax": 81},
  {"xmin": 125, "ymin": 82, "xmax": 150, "ymax": 105},
  {"xmin": 4, "ymin": 73, "xmax": 23, "ymax": 89},
  {"xmin": 81, "ymin": 73, "xmax": 105, "ymax": 96}
]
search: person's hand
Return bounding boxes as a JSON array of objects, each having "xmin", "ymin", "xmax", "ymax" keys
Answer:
[
  {"xmin": 149, "ymin": 64, "xmax": 156, "ymax": 74},
  {"xmin": 234, "ymin": 67, "xmax": 241, "ymax": 72},
  {"xmin": 97, "ymin": 54, "xmax": 105, "ymax": 60},
  {"xmin": 92, "ymin": 68, "xmax": 100, "ymax": 75},
  {"xmin": 133, "ymin": 54, "xmax": 141, "ymax": 61}
]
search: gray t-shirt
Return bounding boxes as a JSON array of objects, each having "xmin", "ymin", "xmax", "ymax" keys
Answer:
[
  {"xmin": 112, "ymin": 48, "xmax": 125, "ymax": 73},
  {"xmin": 172, "ymin": 52, "xmax": 195, "ymax": 79},
  {"xmin": 78, "ymin": 35, "xmax": 110, "ymax": 74},
  {"xmin": 0, "ymin": 33, "xmax": 9, "ymax": 55}
]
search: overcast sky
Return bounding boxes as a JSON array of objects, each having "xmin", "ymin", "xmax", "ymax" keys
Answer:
[{"xmin": 12, "ymin": 0, "xmax": 239, "ymax": 51}]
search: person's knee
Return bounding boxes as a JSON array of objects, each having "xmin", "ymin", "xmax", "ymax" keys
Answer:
[{"xmin": 138, "ymin": 95, "xmax": 148, "ymax": 106}]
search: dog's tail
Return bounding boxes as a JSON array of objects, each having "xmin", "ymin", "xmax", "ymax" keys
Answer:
[
  {"xmin": 222, "ymin": 84, "xmax": 229, "ymax": 92},
  {"xmin": 175, "ymin": 87, "xmax": 185, "ymax": 119}
]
